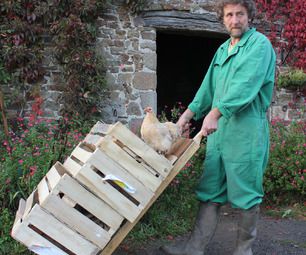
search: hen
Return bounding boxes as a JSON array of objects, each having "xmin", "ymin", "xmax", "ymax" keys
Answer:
[{"xmin": 140, "ymin": 107, "xmax": 181, "ymax": 154}]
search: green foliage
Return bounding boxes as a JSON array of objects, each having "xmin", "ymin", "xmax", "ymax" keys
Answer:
[
  {"xmin": 264, "ymin": 119, "xmax": 306, "ymax": 205},
  {"xmin": 0, "ymin": 115, "xmax": 94, "ymax": 253},
  {"xmin": 0, "ymin": 208, "xmax": 31, "ymax": 255},
  {"xmin": 277, "ymin": 68, "xmax": 306, "ymax": 90},
  {"xmin": 125, "ymin": 0, "xmax": 149, "ymax": 14}
]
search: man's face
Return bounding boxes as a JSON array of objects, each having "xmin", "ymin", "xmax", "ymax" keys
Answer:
[{"xmin": 223, "ymin": 4, "xmax": 249, "ymax": 38}]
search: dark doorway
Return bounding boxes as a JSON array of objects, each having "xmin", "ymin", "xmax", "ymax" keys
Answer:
[{"xmin": 156, "ymin": 31, "xmax": 227, "ymax": 133}]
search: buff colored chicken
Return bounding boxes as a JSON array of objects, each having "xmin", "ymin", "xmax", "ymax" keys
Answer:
[{"xmin": 140, "ymin": 107, "xmax": 181, "ymax": 154}]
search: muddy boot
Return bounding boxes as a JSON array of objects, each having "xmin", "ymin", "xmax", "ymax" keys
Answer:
[
  {"xmin": 159, "ymin": 202, "xmax": 220, "ymax": 255},
  {"xmin": 233, "ymin": 205, "xmax": 260, "ymax": 255}
]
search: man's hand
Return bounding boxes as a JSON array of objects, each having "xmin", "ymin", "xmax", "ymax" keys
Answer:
[
  {"xmin": 201, "ymin": 108, "xmax": 221, "ymax": 136},
  {"xmin": 177, "ymin": 108, "xmax": 194, "ymax": 135}
]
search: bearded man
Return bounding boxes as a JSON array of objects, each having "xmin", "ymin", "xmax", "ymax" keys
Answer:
[{"xmin": 160, "ymin": 0, "xmax": 276, "ymax": 254}]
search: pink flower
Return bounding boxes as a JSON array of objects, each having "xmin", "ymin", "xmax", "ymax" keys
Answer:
[
  {"xmin": 18, "ymin": 159, "xmax": 23, "ymax": 164},
  {"xmin": 29, "ymin": 166, "xmax": 37, "ymax": 176}
]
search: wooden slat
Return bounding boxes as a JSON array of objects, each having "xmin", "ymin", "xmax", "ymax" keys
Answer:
[
  {"xmin": 98, "ymin": 137, "xmax": 162, "ymax": 192},
  {"xmin": 37, "ymin": 177, "xmax": 50, "ymax": 204},
  {"xmin": 24, "ymin": 190, "xmax": 35, "ymax": 218},
  {"xmin": 84, "ymin": 133, "xmax": 104, "ymax": 146},
  {"xmin": 75, "ymin": 164, "xmax": 141, "ymax": 222},
  {"xmin": 70, "ymin": 144, "xmax": 93, "ymax": 163},
  {"xmin": 54, "ymin": 174, "xmax": 124, "ymax": 233},
  {"xmin": 12, "ymin": 216, "xmax": 68, "ymax": 255},
  {"xmin": 13, "ymin": 199, "xmax": 26, "ymax": 226},
  {"xmin": 90, "ymin": 121, "xmax": 112, "ymax": 134},
  {"xmin": 41, "ymin": 193, "xmax": 111, "ymax": 249},
  {"xmin": 107, "ymin": 122, "xmax": 172, "ymax": 176},
  {"xmin": 88, "ymin": 149, "xmax": 154, "ymax": 206},
  {"xmin": 27, "ymin": 205, "xmax": 99, "ymax": 255},
  {"xmin": 63, "ymin": 157, "xmax": 82, "ymax": 176},
  {"xmin": 99, "ymin": 133, "xmax": 202, "ymax": 255},
  {"xmin": 45, "ymin": 163, "xmax": 62, "ymax": 190}
]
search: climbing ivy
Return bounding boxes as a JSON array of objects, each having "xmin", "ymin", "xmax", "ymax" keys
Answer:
[
  {"xmin": 255, "ymin": 0, "xmax": 306, "ymax": 71},
  {"xmin": 0, "ymin": 0, "xmax": 108, "ymax": 119}
]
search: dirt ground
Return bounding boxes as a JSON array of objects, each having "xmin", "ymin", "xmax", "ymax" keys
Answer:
[{"xmin": 113, "ymin": 205, "xmax": 306, "ymax": 255}]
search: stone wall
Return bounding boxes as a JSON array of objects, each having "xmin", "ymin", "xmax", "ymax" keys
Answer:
[
  {"xmin": 15, "ymin": 0, "xmax": 304, "ymax": 126},
  {"xmin": 270, "ymin": 89, "xmax": 306, "ymax": 121},
  {"xmin": 96, "ymin": 0, "xmax": 226, "ymax": 131}
]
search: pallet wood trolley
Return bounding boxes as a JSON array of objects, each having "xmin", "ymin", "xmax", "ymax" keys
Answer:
[{"xmin": 11, "ymin": 121, "xmax": 202, "ymax": 255}]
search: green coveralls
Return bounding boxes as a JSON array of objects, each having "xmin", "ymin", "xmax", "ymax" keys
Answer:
[{"xmin": 189, "ymin": 28, "xmax": 276, "ymax": 209}]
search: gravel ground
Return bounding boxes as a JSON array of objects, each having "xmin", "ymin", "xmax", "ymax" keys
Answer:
[{"xmin": 113, "ymin": 206, "xmax": 306, "ymax": 255}]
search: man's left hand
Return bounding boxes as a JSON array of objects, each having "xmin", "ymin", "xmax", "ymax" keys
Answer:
[{"xmin": 201, "ymin": 108, "xmax": 221, "ymax": 136}]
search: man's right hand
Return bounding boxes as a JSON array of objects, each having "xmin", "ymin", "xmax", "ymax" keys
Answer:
[{"xmin": 177, "ymin": 108, "xmax": 194, "ymax": 135}]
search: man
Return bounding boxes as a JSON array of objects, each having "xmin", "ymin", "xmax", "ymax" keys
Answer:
[{"xmin": 160, "ymin": 0, "xmax": 276, "ymax": 254}]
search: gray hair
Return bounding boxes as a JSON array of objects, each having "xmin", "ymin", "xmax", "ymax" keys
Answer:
[{"xmin": 216, "ymin": 0, "xmax": 257, "ymax": 21}]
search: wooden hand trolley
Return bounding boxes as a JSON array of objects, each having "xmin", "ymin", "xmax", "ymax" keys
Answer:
[{"xmin": 11, "ymin": 121, "xmax": 203, "ymax": 255}]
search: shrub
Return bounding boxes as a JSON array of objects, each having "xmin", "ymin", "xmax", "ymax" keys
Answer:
[
  {"xmin": 0, "ymin": 115, "xmax": 94, "ymax": 254},
  {"xmin": 264, "ymin": 119, "xmax": 306, "ymax": 205},
  {"xmin": 277, "ymin": 68, "xmax": 306, "ymax": 90}
]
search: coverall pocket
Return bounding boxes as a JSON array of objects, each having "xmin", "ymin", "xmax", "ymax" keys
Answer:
[{"xmin": 222, "ymin": 117, "xmax": 266, "ymax": 163}]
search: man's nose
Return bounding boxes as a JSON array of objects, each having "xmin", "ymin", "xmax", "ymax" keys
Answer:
[{"xmin": 232, "ymin": 15, "xmax": 240, "ymax": 24}]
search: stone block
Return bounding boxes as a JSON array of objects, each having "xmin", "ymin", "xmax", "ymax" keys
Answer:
[
  {"xmin": 110, "ymin": 47, "xmax": 125, "ymax": 55},
  {"xmin": 115, "ymin": 29, "xmax": 127, "ymax": 39},
  {"xmin": 127, "ymin": 102, "xmax": 142, "ymax": 116},
  {"xmin": 140, "ymin": 41, "xmax": 156, "ymax": 51},
  {"xmin": 118, "ymin": 73, "xmax": 133, "ymax": 84},
  {"xmin": 132, "ymin": 54, "xmax": 144, "ymax": 71},
  {"xmin": 128, "ymin": 118, "xmax": 143, "ymax": 137},
  {"xmin": 143, "ymin": 53, "xmax": 157, "ymax": 71},
  {"xmin": 127, "ymin": 30, "xmax": 140, "ymax": 38},
  {"xmin": 270, "ymin": 105, "xmax": 286, "ymax": 120},
  {"xmin": 133, "ymin": 72, "xmax": 157, "ymax": 90},
  {"xmin": 141, "ymin": 31, "xmax": 156, "ymax": 40},
  {"xmin": 140, "ymin": 91, "xmax": 157, "ymax": 113}
]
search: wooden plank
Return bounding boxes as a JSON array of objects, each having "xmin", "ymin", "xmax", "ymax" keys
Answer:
[
  {"xmin": 70, "ymin": 144, "xmax": 93, "ymax": 163},
  {"xmin": 107, "ymin": 122, "xmax": 172, "ymax": 176},
  {"xmin": 90, "ymin": 121, "xmax": 112, "ymax": 135},
  {"xmin": 75, "ymin": 164, "xmax": 141, "ymax": 222},
  {"xmin": 37, "ymin": 177, "xmax": 50, "ymax": 204},
  {"xmin": 41, "ymin": 193, "xmax": 111, "ymax": 249},
  {"xmin": 12, "ymin": 217, "xmax": 68, "ymax": 255},
  {"xmin": 88, "ymin": 149, "xmax": 154, "ymax": 206},
  {"xmin": 54, "ymin": 174, "xmax": 124, "ymax": 234},
  {"xmin": 13, "ymin": 199, "xmax": 26, "ymax": 226},
  {"xmin": 62, "ymin": 195, "xmax": 77, "ymax": 208},
  {"xmin": 84, "ymin": 133, "xmax": 104, "ymax": 147},
  {"xmin": 45, "ymin": 163, "xmax": 62, "ymax": 190},
  {"xmin": 98, "ymin": 137, "xmax": 162, "ymax": 193},
  {"xmin": 63, "ymin": 156, "xmax": 82, "ymax": 176},
  {"xmin": 28, "ymin": 205, "xmax": 99, "ymax": 255},
  {"xmin": 24, "ymin": 190, "xmax": 35, "ymax": 218},
  {"xmin": 99, "ymin": 133, "xmax": 202, "ymax": 255}
]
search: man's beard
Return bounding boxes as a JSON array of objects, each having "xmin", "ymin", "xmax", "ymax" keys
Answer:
[{"xmin": 229, "ymin": 27, "xmax": 249, "ymax": 38}]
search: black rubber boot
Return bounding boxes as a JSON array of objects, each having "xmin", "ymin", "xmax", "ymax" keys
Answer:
[
  {"xmin": 233, "ymin": 205, "xmax": 260, "ymax": 255},
  {"xmin": 159, "ymin": 202, "xmax": 220, "ymax": 255}
]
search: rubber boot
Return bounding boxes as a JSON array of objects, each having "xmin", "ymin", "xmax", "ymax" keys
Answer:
[
  {"xmin": 233, "ymin": 205, "xmax": 260, "ymax": 255},
  {"xmin": 160, "ymin": 202, "xmax": 220, "ymax": 255}
]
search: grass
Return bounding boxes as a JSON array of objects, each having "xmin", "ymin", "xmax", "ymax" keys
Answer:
[{"xmin": 262, "ymin": 203, "xmax": 306, "ymax": 220}]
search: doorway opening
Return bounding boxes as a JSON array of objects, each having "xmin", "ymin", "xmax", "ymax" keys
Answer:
[{"xmin": 156, "ymin": 31, "xmax": 227, "ymax": 133}]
